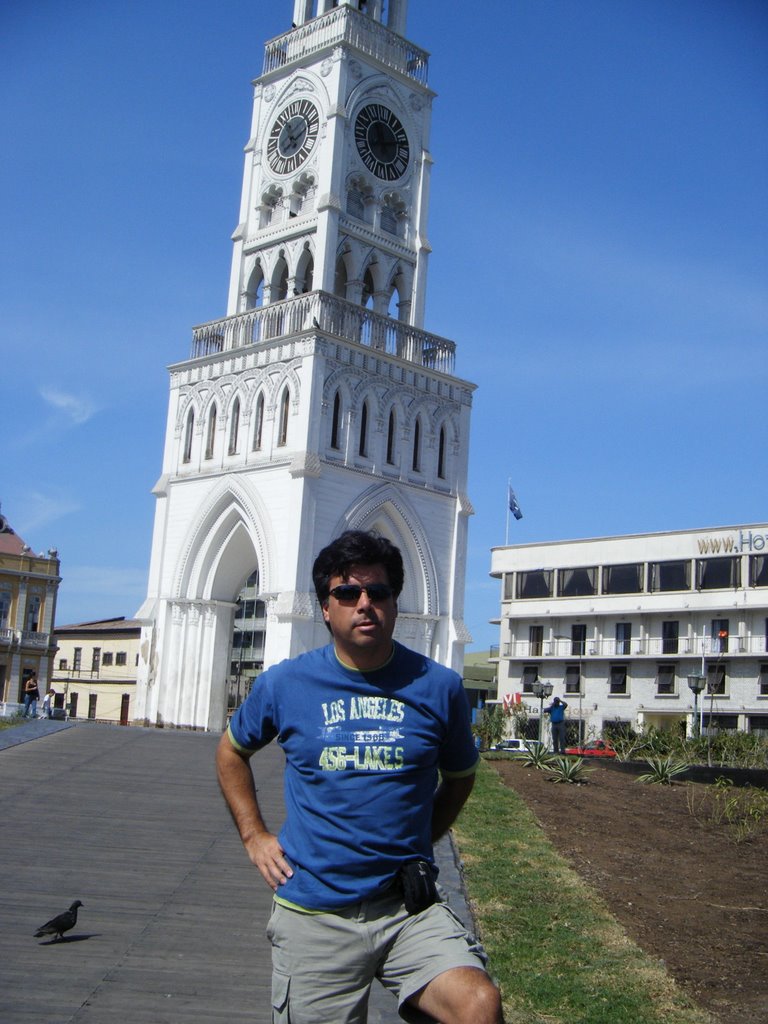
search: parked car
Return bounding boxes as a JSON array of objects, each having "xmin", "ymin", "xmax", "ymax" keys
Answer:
[
  {"xmin": 564, "ymin": 739, "xmax": 617, "ymax": 758},
  {"xmin": 490, "ymin": 738, "xmax": 544, "ymax": 754}
]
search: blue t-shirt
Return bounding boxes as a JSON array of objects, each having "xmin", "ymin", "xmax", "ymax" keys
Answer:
[{"xmin": 228, "ymin": 642, "xmax": 478, "ymax": 910}]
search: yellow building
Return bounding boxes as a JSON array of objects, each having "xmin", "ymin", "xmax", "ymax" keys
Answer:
[
  {"xmin": 52, "ymin": 618, "xmax": 141, "ymax": 724},
  {"xmin": 0, "ymin": 511, "xmax": 61, "ymax": 712}
]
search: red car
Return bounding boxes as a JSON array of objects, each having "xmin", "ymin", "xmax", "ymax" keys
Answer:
[{"xmin": 564, "ymin": 739, "xmax": 617, "ymax": 758}]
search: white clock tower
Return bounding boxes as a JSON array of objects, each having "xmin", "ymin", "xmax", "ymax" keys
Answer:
[{"xmin": 135, "ymin": 0, "xmax": 475, "ymax": 730}]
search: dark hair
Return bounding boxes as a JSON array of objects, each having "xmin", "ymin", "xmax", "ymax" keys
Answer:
[{"xmin": 312, "ymin": 530, "xmax": 404, "ymax": 604}]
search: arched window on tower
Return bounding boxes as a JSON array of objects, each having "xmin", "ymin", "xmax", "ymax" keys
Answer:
[
  {"xmin": 228, "ymin": 398, "xmax": 241, "ymax": 455},
  {"xmin": 358, "ymin": 401, "xmax": 369, "ymax": 457},
  {"xmin": 386, "ymin": 408, "xmax": 396, "ymax": 465},
  {"xmin": 277, "ymin": 387, "xmax": 290, "ymax": 447},
  {"xmin": 331, "ymin": 391, "xmax": 342, "ymax": 450},
  {"xmin": 272, "ymin": 257, "xmax": 289, "ymax": 303},
  {"xmin": 362, "ymin": 267, "xmax": 375, "ymax": 309},
  {"xmin": 437, "ymin": 425, "xmax": 446, "ymax": 479},
  {"xmin": 183, "ymin": 408, "xmax": 194, "ymax": 463},
  {"xmin": 412, "ymin": 416, "xmax": 421, "ymax": 472},
  {"xmin": 334, "ymin": 253, "xmax": 349, "ymax": 299},
  {"xmin": 245, "ymin": 263, "xmax": 265, "ymax": 310},
  {"xmin": 205, "ymin": 404, "xmax": 217, "ymax": 460},
  {"xmin": 252, "ymin": 393, "xmax": 265, "ymax": 451},
  {"xmin": 295, "ymin": 248, "xmax": 314, "ymax": 295}
]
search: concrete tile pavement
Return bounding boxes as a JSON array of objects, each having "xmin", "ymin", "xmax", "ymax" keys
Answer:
[{"xmin": 0, "ymin": 721, "xmax": 475, "ymax": 1023}]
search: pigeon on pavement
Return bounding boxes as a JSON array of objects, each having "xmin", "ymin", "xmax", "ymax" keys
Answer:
[{"xmin": 34, "ymin": 901, "xmax": 83, "ymax": 942}]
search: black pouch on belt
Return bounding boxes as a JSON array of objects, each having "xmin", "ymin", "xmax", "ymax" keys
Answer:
[{"xmin": 398, "ymin": 860, "xmax": 438, "ymax": 915}]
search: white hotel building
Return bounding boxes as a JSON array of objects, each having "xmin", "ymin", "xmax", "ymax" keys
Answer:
[{"xmin": 490, "ymin": 524, "xmax": 768, "ymax": 742}]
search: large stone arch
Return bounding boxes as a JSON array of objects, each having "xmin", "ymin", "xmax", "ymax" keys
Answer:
[
  {"xmin": 175, "ymin": 479, "xmax": 274, "ymax": 602},
  {"xmin": 333, "ymin": 485, "xmax": 440, "ymax": 654}
]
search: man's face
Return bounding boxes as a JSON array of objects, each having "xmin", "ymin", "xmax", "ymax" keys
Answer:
[{"xmin": 322, "ymin": 562, "xmax": 397, "ymax": 670}]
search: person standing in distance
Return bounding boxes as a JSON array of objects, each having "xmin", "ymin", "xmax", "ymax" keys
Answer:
[
  {"xmin": 545, "ymin": 696, "xmax": 569, "ymax": 755},
  {"xmin": 216, "ymin": 530, "xmax": 503, "ymax": 1024}
]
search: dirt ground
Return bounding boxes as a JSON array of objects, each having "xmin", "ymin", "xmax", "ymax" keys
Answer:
[{"xmin": 490, "ymin": 759, "xmax": 768, "ymax": 1024}]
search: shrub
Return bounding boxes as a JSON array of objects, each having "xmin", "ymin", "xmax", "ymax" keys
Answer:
[
  {"xmin": 520, "ymin": 744, "xmax": 556, "ymax": 770},
  {"xmin": 636, "ymin": 757, "xmax": 689, "ymax": 785},
  {"xmin": 545, "ymin": 756, "xmax": 594, "ymax": 784},
  {"xmin": 686, "ymin": 777, "xmax": 768, "ymax": 844}
]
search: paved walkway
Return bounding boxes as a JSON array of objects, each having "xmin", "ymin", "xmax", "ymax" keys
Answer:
[{"xmin": 0, "ymin": 721, "xmax": 474, "ymax": 1023}]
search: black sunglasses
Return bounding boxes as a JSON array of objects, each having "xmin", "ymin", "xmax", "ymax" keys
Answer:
[{"xmin": 328, "ymin": 583, "xmax": 394, "ymax": 603}]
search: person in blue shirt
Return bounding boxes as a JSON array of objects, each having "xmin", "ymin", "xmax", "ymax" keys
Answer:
[
  {"xmin": 216, "ymin": 530, "xmax": 503, "ymax": 1024},
  {"xmin": 545, "ymin": 696, "xmax": 569, "ymax": 754}
]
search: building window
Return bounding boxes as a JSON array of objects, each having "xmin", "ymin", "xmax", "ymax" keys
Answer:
[
  {"xmin": 25, "ymin": 594, "xmax": 41, "ymax": 632},
  {"xmin": 711, "ymin": 618, "xmax": 729, "ymax": 653},
  {"xmin": 412, "ymin": 418, "xmax": 421, "ymax": 472},
  {"xmin": 571, "ymin": 624, "xmax": 587, "ymax": 657},
  {"xmin": 609, "ymin": 665, "xmax": 628, "ymax": 695},
  {"xmin": 529, "ymin": 625, "xmax": 543, "ymax": 657},
  {"xmin": 205, "ymin": 404, "xmax": 217, "ymax": 459},
  {"xmin": 228, "ymin": 398, "xmax": 241, "ymax": 455},
  {"xmin": 58, "ymin": 658, "xmax": 67, "ymax": 671},
  {"xmin": 102, "ymin": 652, "xmax": 113, "ymax": 666},
  {"xmin": 656, "ymin": 664, "xmax": 676, "ymax": 695},
  {"xmin": 91, "ymin": 648, "xmax": 101, "ymax": 673},
  {"xmin": 650, "ymin": 560, "xmax": 691, "ymax": 592},
  {"xmin": 516, "ymin": 570, "xmax": 552, "ymax": 599},
  {"xmin": 437, "ymin": 426, "xmax": 446, "ymax": 479},
  {"xmin": 183, "ymin": 409, "xmax": 194, "ymax": 463},
  {"xmin": 750, "ymin": 555, "xmax": 768, "ymax": 587},
  {"xmin": 386, "ymin": 409, "xmax": 396, "ymax": 464},
  {"xmin": 116, "ymin": 652, "xmax": 127, "ymax": 666},
  {"xmin": 0, "ymin": 589, "xmax": 11, "ymax": 628},
  {"xmin": 697, "ymin": 557, "xmax": 740, "ymax": 590},
  {"xmin": 358, "ymin": 401, "xmax": 368, "ymax": 457},
  {"xmin": 603, "ymin": 563, "xmax": 643, "ymax": 594},
  {"xmin": 759, "ymin": 663, "xmax": 768, "ymax": 696},
  {"xmin": 558, "ymin": 566, "xmax": 597, "ymax": 597},
  {"xmin": 521, "ymin": 665, "xmax": 539, "ymax": 694},
  {"xmin": 73, "ymin": 647, "xmax": 82, "ymax": 672},
  {"xmin": 615, "ymin": 622, "xmax": 632, "ymax": 656},
  {"xmin": 277, "ymin": 389, "xmax": 290, "ymax": 446},
  {"xmin": 503, "ymin": 574, "xmax": 515, "ymax": 600},
  {"xmin": 253, "ymin": 393, "xmax": 265, "ymax": 451},
  {"xmin": 662, "ymin": 620, "xmax": 679, "ymax": 655},
  {"xmin": 565, "ymin": 664, "xmax": 581, "ymax": 694},
  {"xmin": 707, "ymin": 663, "xmax": 726, "ymax": 695},
  {"xmin": 331, "ymin": 392, "xmax": 342, "ymax": 450}
]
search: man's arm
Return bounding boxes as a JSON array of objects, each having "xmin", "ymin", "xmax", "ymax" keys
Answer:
[
  {"xmin": 215, "ymin": 731, "xmax": 293, "ymax": 891},
  {"xmin": 431, "ymin": 773, "xmax": 475, "ymax": 843}
]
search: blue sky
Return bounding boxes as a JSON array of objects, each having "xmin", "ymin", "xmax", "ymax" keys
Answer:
[{"xmin": 2, "ymin": 0, "xmax": 766, "ymax": 652}]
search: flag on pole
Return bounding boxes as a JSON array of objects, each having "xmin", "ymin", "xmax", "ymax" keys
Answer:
[{"xmin": 508, "ymin": 484, "xmax": 523, "ymax": 520}]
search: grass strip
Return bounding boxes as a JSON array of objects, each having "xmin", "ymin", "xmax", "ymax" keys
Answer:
[{"xmin": 452, "ymin": 760, "xmax": 713, "ymax": 1024}]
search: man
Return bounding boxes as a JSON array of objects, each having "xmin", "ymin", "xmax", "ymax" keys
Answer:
[
  {"xmin": 545, "ymin": 696, "xmax": 568, "ymax": 754},
  {"xmin": 217, "ymin": 530, "xmax": 503, "ymax": 1024},
  {"xmin": 22, "ymin": 673, "xmax": 40, "ymax": 718}
]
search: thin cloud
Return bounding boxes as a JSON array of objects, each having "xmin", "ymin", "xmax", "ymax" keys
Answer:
[
  {"xmin": 39, "ymin": 387, "xmax": 98, "ymax": 425},
  {"xmin": 16, "ymin": 492, "xmax": 81, "ymax": 536}
]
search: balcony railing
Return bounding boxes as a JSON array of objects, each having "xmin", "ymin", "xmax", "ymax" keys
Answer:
[
  {"xmin": 501, "ymin": 635, "xmax": 767, "ymax": 659},
  {"xmin": 190, "ymin": 291, "xmax": 456, "ymax": 375},
  {"xmin": 263, "ymin": 6, "xmax": 429, "ymax": 85}
]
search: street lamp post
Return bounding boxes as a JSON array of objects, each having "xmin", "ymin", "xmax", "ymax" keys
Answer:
[
  {"xmin": 531, "ymin": 679, "xmax": 553, "ymax": 745},
  {"xmin": 687, "ymin": 673, "xmax": 706, "ymax": 739}
]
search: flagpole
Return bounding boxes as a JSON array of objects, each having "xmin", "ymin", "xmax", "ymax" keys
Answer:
[{"xmin": 505, "ymin": 478, "xmax": 510, "ymax": 545}]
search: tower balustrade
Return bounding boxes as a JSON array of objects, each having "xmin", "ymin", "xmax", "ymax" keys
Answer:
[
  {"xmin": 190, "ymin": 291, "xmax": 455, "ymax": 373},
  {"xmin": 263, "ymin": 5, "xmax": 429, "ymax": 84}
]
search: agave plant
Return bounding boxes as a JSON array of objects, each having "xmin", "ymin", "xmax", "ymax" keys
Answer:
[
  {"xmin": 636, "ymin": 756, "xmax": 689, "ymax": 785},
  {"xmin": 545, "ymin": 756, "xmax": 593, "ymax": 784},
  {"xmin": 520, "ymin": 745, "xmax": 556, "ymax": 770}
]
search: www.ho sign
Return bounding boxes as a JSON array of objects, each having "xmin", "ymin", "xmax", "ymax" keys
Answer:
[{"xmin": 697, "ymin": 530, "xmax": 768, "ymax": 554}]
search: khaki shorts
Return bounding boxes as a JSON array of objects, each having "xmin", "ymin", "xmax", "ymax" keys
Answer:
[{"xmin": 266, "ymin": 889, "xmax": 488, "ymax": 1024}]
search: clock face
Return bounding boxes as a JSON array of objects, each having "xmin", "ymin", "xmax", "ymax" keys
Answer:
[
  {"xmin": 354, "ymin": 104, "xmax": 410, "ymax": 181},
  {"xmin": 267, "ymin": 98, "xmax": 320, "ymax": 175}
]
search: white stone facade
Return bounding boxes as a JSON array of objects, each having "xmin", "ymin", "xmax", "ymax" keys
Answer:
[
  {"xmin": 135, "ymin": 1, "xmax": 474, "ymax": 730},
  {"xmin": 491, "ymin": 525, "xmax": 768, "ymax": 741}
]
